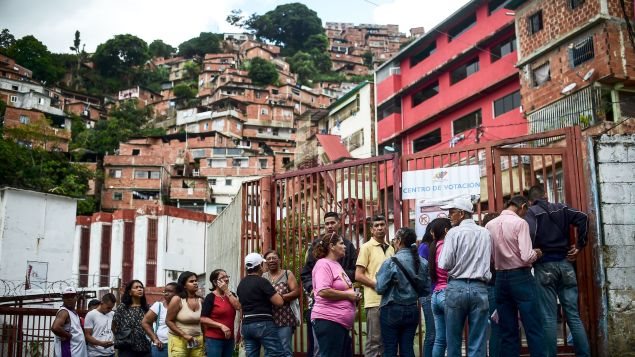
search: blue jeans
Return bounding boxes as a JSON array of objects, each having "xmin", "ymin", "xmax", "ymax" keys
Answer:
[
  {"xmin": 487, "ymin": 285, "xmax": 500, "ymax": 357},
  {"xmin": 151, "ymin": 343, "xmax": 168, "ymax": 357},
  {"xmin": 445, "ymin": 279, "xmax": 489, "ymax": 357},
  {"xmin": 431, "ymin": 289, "xmax": 446, "ymax": 357},
  {"xmin": 312, "ymin": 319, "xmax": 351, "ymax": 357},
  {"xmin": 276, "ymin": 326, "xmax": 293, "ymax": 357},
  {"xmin": 241, "ymin": 320, "xmax": 285, "ymax": 357},
  {"xmin": 534, "ymin": 260, "xmax": 590, "ymax": 357},
  {"xmin": 380, "ymin": 303, "xmax": 419, "ymax": 357},
  {"xmin": 420, "ymin": 295, "xmax": 435, "ymax": 357},
  {"xmin": 205, "ymin": 337, "xmax": 234, "ymax": 357},
  {"xmin": 495, "ymin": 269, "xmax": 545, "ymax": 357}
]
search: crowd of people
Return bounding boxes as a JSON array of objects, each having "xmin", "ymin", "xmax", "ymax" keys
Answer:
[{"xmin": 50, "ymin": 185, "xmax": 589, "ymax": 357}]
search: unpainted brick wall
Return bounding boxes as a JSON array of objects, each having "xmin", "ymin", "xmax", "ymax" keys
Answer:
[{"xmin": 596, "ymin": 134, "xmax": 635, "ymax": 356}]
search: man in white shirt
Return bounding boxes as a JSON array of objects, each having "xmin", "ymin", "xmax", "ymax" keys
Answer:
[
  {"xmin": 84, "ymin": 293, "xmax": 116, "ymax": 357},
  {"xmin": 438, "ymin": 198, "xmax": 491, "ymax": 357}
]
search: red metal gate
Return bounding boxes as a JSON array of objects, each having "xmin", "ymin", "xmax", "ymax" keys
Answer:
[{"xmin": 242, "ymin": 126, "xmax": 599, "ymax": 356}]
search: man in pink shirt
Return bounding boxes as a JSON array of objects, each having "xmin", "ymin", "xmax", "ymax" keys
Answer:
[{"xmin": 485, "ymin": 196, "xmax": 545, "ymax": 357}]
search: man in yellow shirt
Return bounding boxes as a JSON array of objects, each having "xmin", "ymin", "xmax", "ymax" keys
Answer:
[{"xmin": 355, "ymin": 214, "xmax": 394, "ymax": 357}]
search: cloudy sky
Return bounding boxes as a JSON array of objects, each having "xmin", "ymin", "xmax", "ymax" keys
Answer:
[{"xmin": 1, "ymin": 0, "xmax": 470, "ymax": 53}]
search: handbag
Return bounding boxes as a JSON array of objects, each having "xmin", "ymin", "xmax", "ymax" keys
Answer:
[
  {"xmin": 391, "ymin": 257, "xmax": 427, "ymax": 297},
  {"xmin": 290, "ymin": 298, "xmax": 301, "ymax": 326},
  {"xmin": 114, "ymin": 326, "xmax": 134, "ymax": 349}
]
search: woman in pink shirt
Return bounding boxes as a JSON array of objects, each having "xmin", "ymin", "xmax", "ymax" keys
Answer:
[
  {"xmin": 428, "ymin": 218, "xmax": 452, "ymax": 357},
  {"xmin": 311, "ymin": 233, "xmax": 361, "ymax": 357}
]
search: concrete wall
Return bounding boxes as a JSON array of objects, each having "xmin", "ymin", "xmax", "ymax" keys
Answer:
[
  {"xmin": 596, "ymin": 134, "xmax": 635, "ymax": 356},
  {"xmin": 0, "ymin": 188, "xmax": 77, "ymax": 293},
  {"xmin": 206, "ymin": 186, "xmax": 243, "ymax": 293}
]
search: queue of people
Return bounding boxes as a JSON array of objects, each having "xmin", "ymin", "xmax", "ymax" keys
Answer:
[{"xmin": 50, "ymin": 184, "xmax": 589, "ymax": 357}]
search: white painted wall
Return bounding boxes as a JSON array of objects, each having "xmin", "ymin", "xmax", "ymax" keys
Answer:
[
  {"xmin": 0, "ymin": 188, "xmax": 77, "ymax": 293},
  {"xmin": 327, "ymin": 82, "xmax": 375, "ymax": 159},
  {"xmin": 160, "ymin": 216, "xmax": 208, "ymax": 285}
]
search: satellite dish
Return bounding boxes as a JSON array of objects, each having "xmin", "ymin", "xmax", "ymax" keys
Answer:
[
  {"xmin": 583, "ymin": 68, "xmax": 595, "ymax": 81},
  {"xmin": 561, "ymin": 83, "xmax": 577, "ymax": 94}
]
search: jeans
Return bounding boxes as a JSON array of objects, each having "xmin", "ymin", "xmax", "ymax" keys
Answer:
[
  {"xmin": 365, "ymin": 307, "xmax": 383, "ymax": 357},
  {"xmin": 313, "ymin": 319, "xmax": 352, "ymax": 357},
  {"xmin": 431, "ymin": 289, "xmax": 447, "ymax": 357},
  {"xmin": 487, "ymin": 285, "xmax": 500, "ymax": 357},
  {"xmin": 534, "ymin": 260, "xmax": 590, "ymax": 357},
  {"xmin": 276, "ymin": 326, "xmax": 294, "ymax": 357},
  {"xmin": 380, "ymin": 303, "xmax": 419, "ymax": 357},
  {"xmin": 445, "ymin": 279, "xmax": 489, "ymax": 357},
  {"xmin": 495, "ymin": 269, "xmax": 545, "ymax": 357},
  {"xmin": 151, "ymin": 343, "xmax": 168, "ymax": 357},
  {"xmin": 421, "ymin": 295, "xmax": 435, "ymax": 357},
  {"xmin": 205, "ymin": 337, "xmax": 234, "ymax": 357},
  {"xmin": 305, "ymin": 308, "xmax": 319, "ymax": 357},
  {"xmin": 241, "ymin": 320, "xmax": 285, "ymax": 357}
]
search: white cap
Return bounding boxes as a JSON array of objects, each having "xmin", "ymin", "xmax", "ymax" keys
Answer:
[
  {"xmin": 440, "ymin": 197, "xmax": 474, "ymax": 213},
  {"xmin": 62, "ymin": 286, "xmax": 77, "ymax": 295},
  {"xmin": 244, "ymin": 252, "xmax": 264, "ymax": 269}
]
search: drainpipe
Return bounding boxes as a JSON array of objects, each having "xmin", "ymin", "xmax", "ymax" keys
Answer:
[{"xmin": 586, "ymin": 136, "xmax": 609, "ymax": 356}]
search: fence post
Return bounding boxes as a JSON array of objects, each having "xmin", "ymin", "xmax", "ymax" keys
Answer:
[
  {"xmin": 260, "ymin": 176, "xmax": 273, "ymax": 251},
  {"xmin": 392, "ymin": 154, "xmax": 402, "ymax": 230}
]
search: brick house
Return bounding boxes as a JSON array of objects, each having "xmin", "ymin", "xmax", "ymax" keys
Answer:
[
  {"xmin": 117, "ymin": 86, "xmax": 162, "ymax": 109},
  {"xmin": 505, "ymin": 0, "xmax": 635, "ymax": 134},
  {"xmin": 0, "ymin": 54, "xmax": 32, "ymax": 80}
]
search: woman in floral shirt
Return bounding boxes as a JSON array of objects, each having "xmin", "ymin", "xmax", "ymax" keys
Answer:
[{"xmin": 113, "ymin": 279, "xmax": 152, "ymax": 357}]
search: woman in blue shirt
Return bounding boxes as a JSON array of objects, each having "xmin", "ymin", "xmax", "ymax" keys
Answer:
[{"xmin": 376, "ymin": 227, "xmax": 431, "ymax": 357}]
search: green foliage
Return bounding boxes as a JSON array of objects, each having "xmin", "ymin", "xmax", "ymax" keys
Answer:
[
  {"xmin": 0, "ymin": 139, "xmax": 92, "ymax": 198},
  {"xmin": 288, "ymin": 51, "xmax": 318, "ymax": 85},
  {"xmin": 362, "ymin": 51, "xmax": 373, "ymax": 69},
  {"xmin": 92, "ymin": 34, "xmax": 149, "ymax": 83},
  {"xmin": 7, "ymin": 35, "xmax": 65, "ymax": 84},
  {"xmin": 178, "ymin": 33, "xmax": 221, "ymax": 58},
  {"xmin": 183, "ymin": 60, "xmax": 201, "ymax": 80},
  {"xmin": 136, "ymin": 66, "xmax": 169, "ymax": 93},
  {"xmin": 173, "ymin": 83, "xmax": 197, "ymax": 100},
  {"xmin": 0, "ymin": 98, "xmax": 6, "ymax": 118},
  {"xmin": 77, "ymin": 196, "xmax": 98, "ymax": 216},
  {"xmin": 0, "ymin": 28, "xmax": 16, "ymax": 53},
  {"xmin": 248, "ymin": 57, "xmax": 279, "ymax": 85},
  {"xmin": 242, "ymin": 3, "xmax": 325, "ymax": 56},
  {"xmin": 148, "ymin": 39, "xmax": 176, "ymax": 58},
  {"xmin": 73, "ymin": 100, "xmax": 158, "ymax": 155}
]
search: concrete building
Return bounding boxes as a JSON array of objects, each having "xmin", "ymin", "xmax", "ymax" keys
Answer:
[
  {"xmin": 0, "ymin": 54, "xmax": 32, "ymax": 81},
  {"xmin": 375, "ymin": 0, "xmax": 523, "ymax": 156},
  {"xmin": 0, "ymin": 188, "xmax": 78, "ymax": 293},
  {"xmin": 75, "ymin": 206, "xmax": 214, "ymax": 288}
]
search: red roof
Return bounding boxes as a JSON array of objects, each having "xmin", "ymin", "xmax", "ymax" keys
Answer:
[{"xmin": 316, "ymin": 134, "xmax": 353, "ymax": 163}]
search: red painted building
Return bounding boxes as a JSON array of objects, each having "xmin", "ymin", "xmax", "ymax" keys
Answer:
[{"xmin": 374, "ymin": 0, "xmax": 525, "ymax": 155}]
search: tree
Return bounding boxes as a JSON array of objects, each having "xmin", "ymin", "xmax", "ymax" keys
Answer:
[
  {"xmin": 7, "ymin": 35, "xmax": 65, "ymax": 84},
  {"xmin": 173, "ymin": 83, "xmax": 197, "ymax": 100},
  {"xmin": 148, "ymin": 39, "xmax": 176, "ymax": 58},
  {"xmin": 241, "ymin": 3, "xmax": 324, "ymax": 56},
  {"xmin": 178, "ymin": 33, "xmax": 221, "ymax": 58},
  {"xmin": 362, "ymin": 51, "xmax": 374, "ymax": 69},
  {"xmin": 0, "ymin": 28, "xmax": 16, "ymax": 53},
  {"xmin": 248, "ymin": 57, "xmax": 279, "ymax": 86},
  {"xmin": 92, "ymin": 34, "xmax": 149, "ymax": 84},
  {"xmin": 69, "ymin": 30, "xmax": 87, "ymax": 89},
  {"xmin": 183, "ymin": 60, "xmax": 201, "ymax": 81},
  {"xmin": 288, "ymin": 51, "xmax": 318, "ymax": 85}
]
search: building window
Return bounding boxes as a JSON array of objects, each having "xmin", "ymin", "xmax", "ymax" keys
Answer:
[
  {"xmin": 19, "ymin": 115, "xmax": 30, "ymax": 124},
  {"xmin": 450, "ymin": 58, "xmax": 479, "ymax": 84},
  {"xmin": 38, "ymin": 97, "xmax": 45, "ymax": 105},
  {"xmin": 272, "ymin": 128, "xmax": 279, "ymax": 136},
  {"xmin": 528, "ymin": 11, "xmax": 543, "ymax": 34},
  {"xmin": 488, "ymin": 0, "xmax": 507, "ymax": 14},
  {"xmin": 113, "ymin": 192, "xmax": 123, "ymax": 201},
  {"xmin": 378, "ymin": 98, "xmax": 401, "ymax": 121},
  {"xmin": 448, "ymin": 14, "xmax": 476, "ymax": 41},
  {"xmin": 209, "ymin": 178, "xmax": 217, "ymax": 185},
  {"xmin": 232, "ymin": 158, "xmax": 248, "ymax": 167},
  {"xmin": 412, "ymin": 81, "xmax": 439, "ymax": 107},
  {"xmin": 491, "ymin": 36, "xmax": 516, "ymax": 62},
  {"xmin": 261, "ymin": 108, "xmax": 268, "ymax": 115},
  {"xmin": 410, "ymin": 43, "xmax": 436, "ymax": 67},
  {"xmin": 11, "ymin": 85, "xmax": 18, "ymax": 90},
  {"xmin": 569, "ymin": 0, "xmax": 584, "ymax": 9},
  {"xmin": 209, "ymin": 158, "xmax": 227, "ymax": 168},
  {"xmin": 109, "ymin": 169, "xmax": 122, "ymax": 178},
  {"xmin": 133, "ymin": 191, "xmax": 158, "ymax": 200},
  {"xmin": 453, "ymin": 110, "xmax": 482, "ymax": 135},
  {"xmin": 532, "ymin": 62, "xmax": 550, "ymax": 87},
  {"xmin": 10, "ymin": 95, "xmax": 17, "ymax": 103},
  {"xmin": 132, "ymin": 149, "xmax": 140, "ymax": 156},
  {"xmin": 493, "ymin": 90, "xmax": 521, "ymax": 117},
  {"xmin": 413, "ymin": 128, "xmax": 442, "ymax": 152},
  {"xmin": 282, "ymin": 157, "xmax": 291, "ymax": 166},
  {"xmin": 343, "ymin": 129, "xmax": 364, "ymax": 151},
  {"xmin": 225, "ymin": 179, "xmax": 232, "ymax": 186},
  {"xmin": 134, "ymin": 170, "xmax": 160, "ymax": 179},
  {"xmin": 259, "ymin": 159, "xmax": 268, "ymax": 169},
  {"xmin": 569, "ymin": 37, "xmax": 594, "ymax": 67}
]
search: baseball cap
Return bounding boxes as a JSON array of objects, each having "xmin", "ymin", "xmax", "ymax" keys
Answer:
[
  {"xmin": 440, "ymin": 197, "xmax": 474, "ymax": 213},
  {"xmin": 244, "ymin": 252, "xmax": 264, "ymax": 269},
  {"xmin": 62, "ymin": 286, "xmax": 77, "ymax": 295}
]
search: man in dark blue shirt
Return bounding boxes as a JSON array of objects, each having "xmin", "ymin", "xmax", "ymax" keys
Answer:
[{"xmin": 525, "ymin": 185, "xmax": 590, "ymax": 357}]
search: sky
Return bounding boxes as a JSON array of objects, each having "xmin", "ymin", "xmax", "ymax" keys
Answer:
[{"xmin": 1, "ymin": 0, "xmax": 470, "ymax": 53}]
